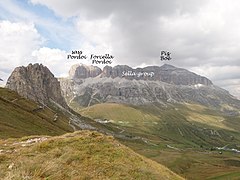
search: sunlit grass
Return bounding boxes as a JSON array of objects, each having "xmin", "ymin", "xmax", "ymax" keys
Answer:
[{"xmin": 0, "ymin": 131, "xmax": 183, "ymax": 180}]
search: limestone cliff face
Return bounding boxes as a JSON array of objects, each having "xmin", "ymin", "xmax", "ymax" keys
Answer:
[
  {"xmin": 6, "ymin": 63, "xmax": 68, "ymax": 108},
  {"xmin": 68, "ymin": 64, "xmax": 212, "ymax": 86},
  {"xmin": 59, "ymin": 64, "xmax": 240, "ymax": 112},
  {"xmin": 69, "ymin": 64, "xmax": 102, "ymax": 79},
  {"xmin": 102, "ymin": 64, "xmax": 212, "ymax": 85}
]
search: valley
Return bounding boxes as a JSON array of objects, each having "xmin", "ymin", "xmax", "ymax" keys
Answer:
[
  {"xmin": 76, "ymin": 102, "xmax": 240, "ymax": 179},
  {"xmin": 1, "ymin": 63, "xmax": 240, "ymax": 179}
]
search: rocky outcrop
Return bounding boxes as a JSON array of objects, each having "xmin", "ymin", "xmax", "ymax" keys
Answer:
[
  {"xmin": 69, "ymin": 64, "xmax": 212, "ymax": 86},
  {"xmin": 58, "ymin": 78, "xmax": 75, "ymax": 103},
  {"xmin": 69, "ymin": 64, "xmax": 102, "ymax": 79},
  {"xmin": 59, "ymin": 64, "xmax": 240, "ymax": 111},
  {"xmin": 154, "ymin": 64, "xmax": 212, "ymax": 85},
  {"xmin": 64, "ymin": 77, "xmax": 239, "ymax": 109},
  {"xmin": 102, "ymin": 65, "xmax": 133, "ymax": 78},
  {"xmin": 6, "ymin": 63, "xmax": 68, "ymax": 108}
]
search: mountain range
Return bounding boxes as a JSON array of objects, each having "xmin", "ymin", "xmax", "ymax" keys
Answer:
[
  {"xmin": 59, "ymin": 64, "xmax": 240, "ymax": 113},
  {"xmin": 2, "ymin": 63, "xmax": 240, "ymax": 179}
]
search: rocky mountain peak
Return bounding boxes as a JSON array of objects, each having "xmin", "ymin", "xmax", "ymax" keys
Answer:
[
  {"xmin": 68, "ymin": 63, "xmax": 212, "ymax": 86},
  {"xmin": 6, "ymin": 63, "xmax": 68, "ymax": 108},
  {"xmin": 160, "ymin": 64, "xmax": 176, "ymax": 70},
  {"xmin": 69, "ymin": 63, "xmax": 102, "ymax": 79}
]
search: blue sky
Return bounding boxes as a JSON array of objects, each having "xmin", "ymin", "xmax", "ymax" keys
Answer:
[
  {"xmin": 0, "ymin": 0, "xmax": 239, "ymax": 98},
  {"xmin": 0, "ymin": 0, "xmax": 78, "ymax": 50}
]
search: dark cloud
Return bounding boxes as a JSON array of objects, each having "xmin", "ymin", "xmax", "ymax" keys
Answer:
[
  {"xmin": 26, "ymin": 1, "xmax": 240, "ymax": 98},
  {"xmin": 31, "ymin": 0, "xmax": 233, "ymax": 66}
]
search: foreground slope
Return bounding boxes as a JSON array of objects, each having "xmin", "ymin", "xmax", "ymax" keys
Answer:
[
  {"xmin": 0, "ymin": 130, "xmax": 183, "ymax": 180},
  {"xmin": 0, "ymin": 87, "xmax": 72, "ymax": 138}
]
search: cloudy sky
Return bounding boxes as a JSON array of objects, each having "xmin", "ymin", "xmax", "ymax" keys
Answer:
[{"xmin": 0, "ymin": 0, "xmax": 239, "ymax": 98}]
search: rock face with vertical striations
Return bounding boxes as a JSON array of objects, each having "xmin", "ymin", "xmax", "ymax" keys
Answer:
[
  {"xmin": 6, "ymin": 63, "xmax": 68, "ymax": 108},
  {"xmin": 100, "ymin": 64, "xmax": 213, "ymax": 85},
  {"xmin": 68, "ymin": 64, "xmax": 212, "ymax": 86},
  {"xmin": 59, "ymin": 64, "xmax": 240, "ymax": 112},
  {"xmin": 69, "ymin": 64, "xmax": 102, "ymax": 79}
]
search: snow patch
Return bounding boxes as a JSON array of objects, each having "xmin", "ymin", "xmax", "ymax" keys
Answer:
[{"xmin": 194, "ymin": 84, "xmax": 204, "ymax": 88}]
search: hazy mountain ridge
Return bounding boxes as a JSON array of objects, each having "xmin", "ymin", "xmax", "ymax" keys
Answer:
[
  {"xmin": 60, "ymin": 64, "xmax": 240, "ymax": 113},
  {"xmin": 69, "ymin": 63, "xmax": 213, "ymax": 86}
]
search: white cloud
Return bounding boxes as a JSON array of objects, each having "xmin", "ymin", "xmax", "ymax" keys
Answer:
[
  {"xmin": 0, "ymin": 20, "xmax": 79, "ymax": 81},
  {"xmin": 1, "ymin": 0, "xmax": 240, "ymax": 98},
  {"xmin": 0, "ymin": 0, "xmax": 38, "ymax": 21},
  {"xmin": 76, "ymin": 17, "xmax": 112, "ymax": 49},
  {"xmin": 32, "ymin": 47, "xmax": 83, "ymax": 77},
  {"xmin": 30, "ymin": 0, "xmax": 81, "ymax": 18},
  {"xmin": 27, "ymin": 0, "xmax": 240, "ymax": 66},
  {"xmin": 0, "ymin": 20, "xmax": 43, "ymax": 83},
  {"xmin": 32, "ymin": 47, "xmax": 65, "ymax": 64}
]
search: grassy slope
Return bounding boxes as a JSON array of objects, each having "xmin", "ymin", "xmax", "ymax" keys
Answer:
[
  {"xmin": 79, "ymin": 103, "xmax": 240, "ymax": 147},
  {"xmin": 78, "ymin": 102, "xmax": 240, "ymax": 179},
  {"xmin": 0, "ymin": 87, "xmax": 72, "ymax": 138},
  {"xmin": 80, "ymin": 103, "xmax": 160, "ymax": 133},
  {"xmin": 129, "ymin": 141, "xmax": 240, "ymax": 180},
  {"xmin": 0, "ymin": 130, "xmax": 183, "ymax": 180}
]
